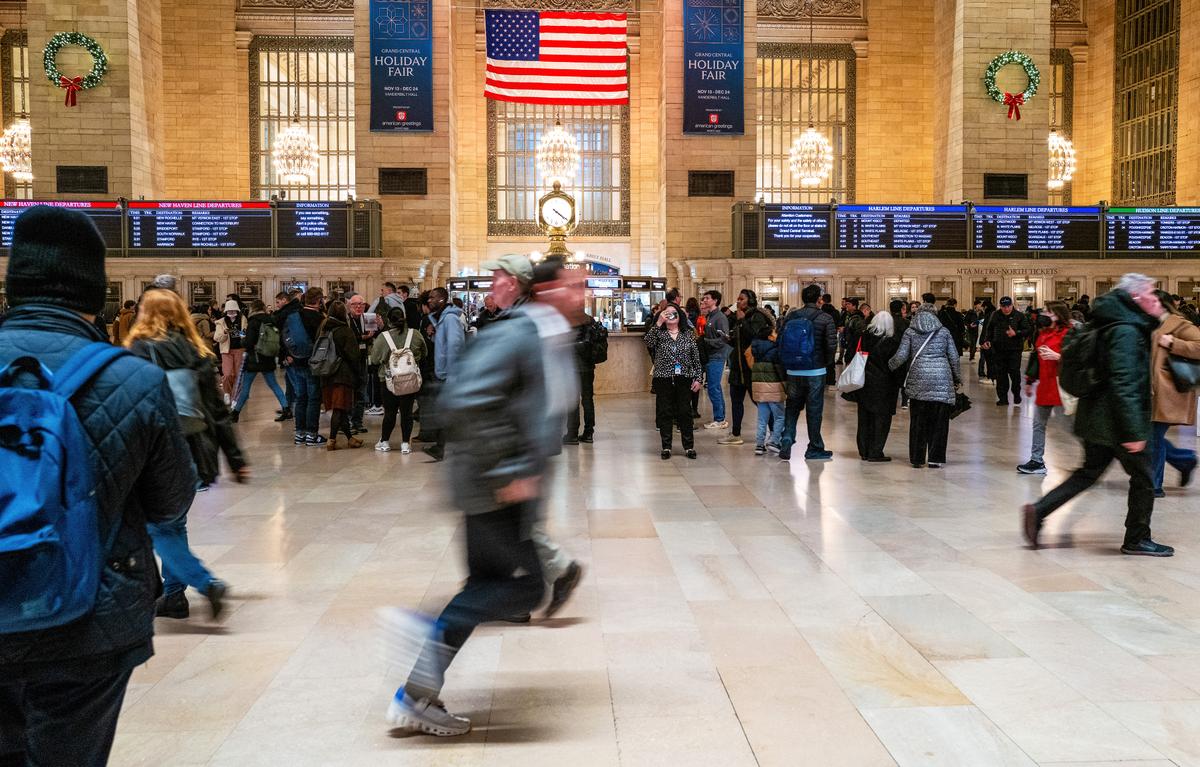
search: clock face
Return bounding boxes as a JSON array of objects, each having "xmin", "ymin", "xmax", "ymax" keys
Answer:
[{"xmin": 541, "ymin": 196, "xmax": 573, "ymax": 228}]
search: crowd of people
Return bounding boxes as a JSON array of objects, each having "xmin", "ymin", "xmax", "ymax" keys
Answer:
[{"xmin": 2, "ymin": 202, "xmax": 1199, "ymax": 761}]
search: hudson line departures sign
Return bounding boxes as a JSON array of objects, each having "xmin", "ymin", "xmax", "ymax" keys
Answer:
[
  {"xmin": 683, "ymin": 0, "xmax": 744, "ymax": 134},
  {"xmin": 369, "ymin": 0, "xmax": 433, "ymax": 132}
]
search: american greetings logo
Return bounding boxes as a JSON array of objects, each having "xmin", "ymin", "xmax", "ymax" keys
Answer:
[
  {"xmin": 708, "ymin": 113, "xmax": 719, "ymax": 124},
  {"xmin": 396, "ymin": 110, "xmax": 408, "ymax": 121}
]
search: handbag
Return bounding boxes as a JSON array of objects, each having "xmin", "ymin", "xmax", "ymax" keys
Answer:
[
  {"xmin": 949, "ymin": 391, "xmax": 972, "ymax": 420},
  {"xmin": 1167, "ymin": 354, "xmax": 1200, "ymax": 393},
  {"xmin": 1057, "ymin": 382, "xmax": 1079, "ymax": 416},
  {"xmin": 837, "ymin": 339, "xmax": 867, "ymax": 393}
]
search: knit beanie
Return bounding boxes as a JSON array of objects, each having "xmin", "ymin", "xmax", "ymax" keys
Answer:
[{"xmin": 6, "ymin": 205, "xmax": 107, "ymax": 314}]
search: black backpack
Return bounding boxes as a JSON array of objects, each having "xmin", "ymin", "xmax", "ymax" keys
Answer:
[
  {"xmin": 1058, "ymin": 321, "xmax": 1114, "ymax": 398},
  {"xmin": 590, "ymin": 321, "xmax": 609, "ymax": 365}
]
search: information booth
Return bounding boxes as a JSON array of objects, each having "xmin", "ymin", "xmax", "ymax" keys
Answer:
[
  {"xmin": 446, "ymin": 277, "xmax": 493, "ymax": 322},
  {"xmin": 620, "ymin": 277, "xmax": 666, "ymax": 330},
  {"xmin": 584, "ymin": 275, "xmax": 623, "ymax": 330}
]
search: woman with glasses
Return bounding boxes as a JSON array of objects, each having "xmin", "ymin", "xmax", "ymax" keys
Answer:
[{"xmin": 645, "ymin": 305, "xmax": 702, "ymax": 459}]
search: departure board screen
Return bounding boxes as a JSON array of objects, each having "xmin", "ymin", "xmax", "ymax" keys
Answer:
[
  {"xmin": 973, "ymin": 206, "xmax": 1101, "ymax": 252},
  {"xmin": 127, "ymin": 201, "xmax": 272, "ymax": 249},
  {"xmin": 763, "ymin": 204, "xmax": 832, "ymax": 251},
  {"xmin": 1106, "ymin": 207, "xmax": 1200, "ymax": 252},
  {"xmin": 836, "ymin": 205, "xmax": 968, "ymax": 251},
  {"xmin": 0, "ymin": 200, "xmax": 123, "ymax": 249},
  {"xmin": 276, "ymin": 202, "xmax": 349, "ymax": 249}
]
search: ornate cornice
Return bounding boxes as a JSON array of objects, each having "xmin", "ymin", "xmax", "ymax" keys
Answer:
[
  {"xmin": 1051, "ymin": 0, "xmax": 1082, "ymax": 24},
  {"xmin": 757, "ymin": 0, "xmax": 862, "ymax": 22},
  {"xmin": 239, "ymin": 0, "xmax": 353, "ymax": 12}
]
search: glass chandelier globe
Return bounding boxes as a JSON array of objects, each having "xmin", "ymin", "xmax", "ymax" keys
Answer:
[
  {"xmin": 536, "ymin": 121, "xmax": 579, "ymax": 189},
  {"xmin": 272, "ymin": 119, "xmax": 319, "ymax": 185},
  {"xmin": 789, "ymin": 125, "xmax": 833, "ymax": 188},
  {"xmin": 1047, "ymin": 130, "xmax": 1076, "ymax": 190},
  {"xmin": 0, "ymin": 118, "xmax": 32, "ymax": 182}
]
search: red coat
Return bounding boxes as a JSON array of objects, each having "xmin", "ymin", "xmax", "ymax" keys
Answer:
[{"xmin": 1027, "ymin": 325, "xmax": 1070, "ymax": 406}]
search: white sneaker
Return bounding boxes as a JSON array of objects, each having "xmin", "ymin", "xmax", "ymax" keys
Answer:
[
  {"xmin": 704, "ymin": 420, "xmax": 729, "ymax": 430},
  {"xmin": 376, "ymin": 440, "xmax": 391, "ymax": 452},
  {"xmin": 401, "ymin": 442, "xmax": 411, "ymax": 454},
  {"xmin": 386, "ymin": 690, "xmax": 471, "ymax": 736}
]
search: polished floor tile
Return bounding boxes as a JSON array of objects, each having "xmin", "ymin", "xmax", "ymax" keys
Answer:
[{"xmin": 108, "ymin": 372, "xmax": 1200, "ymax": 766}]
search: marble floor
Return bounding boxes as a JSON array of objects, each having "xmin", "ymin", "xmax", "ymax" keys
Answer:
[{"xmin": 110, "ymin": 367, "xmax": 1200, "ymax": 767}]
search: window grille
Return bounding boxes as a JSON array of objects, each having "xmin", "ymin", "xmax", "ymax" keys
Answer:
[
  {"xmin": 0, "ymin": 31, "xmax": 30, "ymax": 199},
  {"xmin": 755, "ymin": 43, "xmax": 855, "ymax": 204},
  {"xmin": 1113, "ymin": 0, "xmax": 1178, "ymax": 206},
  {"xmin": 251, "ymin": 36, "xmax": 355, "ymax": 201},
  {"xmin": 487, "ymin": 101, "xmax": 629, "ymax": 237}
]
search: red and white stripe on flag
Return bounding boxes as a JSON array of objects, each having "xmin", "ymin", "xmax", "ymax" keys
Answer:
[{"xmin": 485, "ymin": 11, "xmax": 629, "ymax": 106}]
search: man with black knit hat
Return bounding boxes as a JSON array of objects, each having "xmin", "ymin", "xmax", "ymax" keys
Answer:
[{"xmin": 0, "ymin": 206, "xmax": 197, "ymax": 766}]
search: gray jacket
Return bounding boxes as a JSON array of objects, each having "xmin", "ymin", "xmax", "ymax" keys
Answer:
[
  {"xmin": 439, "ymin": 305, "xmax": 547, "ymax": 514},
  {"xmin": 703, "ymin": 308, "xmax": 731, "ymax": 359},
  {"xmin": 888, "ymin": 306, "xmax": 961, "ymax": 405}
]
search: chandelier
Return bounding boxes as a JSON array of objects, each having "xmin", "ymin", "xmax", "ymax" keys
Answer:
[
  {"xmin": 536, "ymin": 120, "xmax": 579, "ymax": 189},
  {"xmin": 0, "ymin": 119, "xmax": 32, "ymax": 182},
  {"xmin": 790, "ymin": 125, "xmax": 833, "ymax": 187},
  {"xmin": 272, "ymin": 0, "xmax": 318, "ymax": 185},
  {"xmin": 1047, "ymin": 130, "xmax": 1076, "ymax": 190},
  {"xmin": 273, "ymin": 120, "xmax": 319, "ymax": 184}
]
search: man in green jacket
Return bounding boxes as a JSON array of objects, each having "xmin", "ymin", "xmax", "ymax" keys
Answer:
[{"xmin": 1022, "ymin": 273, "xmax": 1172, "ymax": 557}]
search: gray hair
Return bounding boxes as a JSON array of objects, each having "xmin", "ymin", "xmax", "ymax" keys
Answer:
[
  {"xmin": 868, "ymin": 309, "xmax": 895, "ymax": 338},
  {"xmin": 1116, "ymin": 273, "xmax": 1154, "ymax": 295}
]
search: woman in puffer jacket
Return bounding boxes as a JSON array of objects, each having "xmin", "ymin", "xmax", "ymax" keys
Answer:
[
  {"xmin": 749, "ymin": 335, "xmax": 785, "ymax": 455},
  {"xmin": 888, "ymin": 303, "xmax": 961, "ymax": 468}
]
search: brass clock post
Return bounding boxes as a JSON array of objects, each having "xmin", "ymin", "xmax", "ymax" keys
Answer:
[{"xmin": 537, "ymin": 180, "xmax": 577, "ymax": 258}]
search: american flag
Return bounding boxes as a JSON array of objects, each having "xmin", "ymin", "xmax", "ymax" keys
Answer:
[{"xmin": 484, "ymin": 10, "xmax": 628, "ymax": 106}]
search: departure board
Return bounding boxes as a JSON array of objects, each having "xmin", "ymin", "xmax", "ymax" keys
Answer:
[
  {"xmin": 1106, "ymin": 207, "xmax": 1200, "ymax": 252},
  {"xmin": 276, "ymin": 201, "xmax": 349, "ymax": 249},
  {"xmin": 127, "ymin": 201, "xmax": 272, "ymax": 249},
  {"xmin": 974, "ymin": 206, "xmax": 1101, "ymax": 252},
  {"xmin": 836, "ymin": 205, "xmax": 968, "ymax": 251},
  {"xmin": 763, "ymin": 204, "xmax": 832, "ymax": 251},
  {"xmin": 0, "ymin": 200, "xmax": 123, "ymax": 249}
]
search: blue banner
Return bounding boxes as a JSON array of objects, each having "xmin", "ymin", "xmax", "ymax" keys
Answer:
[
  {"xmin": 682, "ymin": 0, "xmax": 744, "ymax": 134},
  {"xmin": 369, "ymin": 0, "xmax": 433, "ymax": 132}
]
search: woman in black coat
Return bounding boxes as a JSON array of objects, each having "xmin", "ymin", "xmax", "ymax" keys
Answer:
[
  {"xmin": 842, "ymin": 311, "xmax": 902, "ymax": 461},
  {"xmin": 316, "ymin": 300, "xmax": 363, "ymax": 450},
  {"xmin": 231, "ymin": 300, "xmax": 290, "ymax": 421}
]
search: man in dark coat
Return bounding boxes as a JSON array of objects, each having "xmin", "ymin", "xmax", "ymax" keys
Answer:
[
  {"xmin": 0, "ymin": 206, "xmax": 196, "ymax": 766},
  {"xmin": 719, "ymin": 289, "xmax": 773, "ymax": 446},
  {"xmin": 937, "ymin": 298, "xmax": 967, "ymax": 354},
  {"xmin": 982, "ymin": 296, "xmax": 1031, "ymax": 405},
  {"xmin": 1022, "ymin": 274, "xmax": 1172, "ymax": 557}
]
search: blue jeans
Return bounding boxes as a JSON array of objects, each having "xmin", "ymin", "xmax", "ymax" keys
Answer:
[
  {"xmin": 1151, "ymin": 421, "xmax": 1197, "ymax": 492},
  {"xmin": 756, "ymin": 401, "xmax": 784, "ymax": 447},
  {"xmin": 148, "ymin": 515, "xmax": 213, "ymax": 596},
  {"xmin": 705, "ymin": 357, "xmax": 726, "ymax": 422},
  {"xmin": 286, "ymin": 364, "xmax": 321, "ymax": 435},
  {"xmin": 781, "ymin": 374, "xmax": 827, "ymax": 455},
  {"xmin": 234, "ymin": 369, "xmax": 288, "ymax": 412}
]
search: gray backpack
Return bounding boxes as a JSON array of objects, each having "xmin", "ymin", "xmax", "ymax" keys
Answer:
[{"xmin": 308, "ymin": 332, "xmax": 341, "ymax": 377}]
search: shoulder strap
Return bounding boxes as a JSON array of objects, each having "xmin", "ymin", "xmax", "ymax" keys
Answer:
[
  {"xmin": 52, "ymin": 343, "xmax": 129, "ymax": 400},
  {"xmin": 404, "ymin": 329, "xmax": 413, "ymax": 348},
  {"xmin": 383, "ymin": 330, "xmax": 398, "ymax": 352}
]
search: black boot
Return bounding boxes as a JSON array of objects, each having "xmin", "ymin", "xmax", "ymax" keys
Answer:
[
  {"xmin": 155, "ymin": 591, "xmax": 190, "ymax": 619},
  {"xmin": 230, "ymin": 410, "xmax": 240, "ymax": 423},
  {"xmin": 274, "ymin": 407, "xmax": 293, "ymax": 422}
]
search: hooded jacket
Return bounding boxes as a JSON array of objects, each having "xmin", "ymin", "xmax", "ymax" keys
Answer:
[
  {"xmin": 1073, "ymin": 289, "xmax": 1158, "ymax": 446},
  {"xmin": 242, "ymin": 310, "xmax": 277, "ymax": 373},
  {"xmin": 433, "ymin": 304, "xmax": 466, "ymax": 381},
  {"xmin": 0, "ymin": 306, "xmax": 196, "ymax": 678},
  {"xmin": 729, "ymin": 308, "xmax": 773, "ymax": 386},
  {"xmin": 888, "ymin": 306, "xmax": 960, "ymax": 405}
]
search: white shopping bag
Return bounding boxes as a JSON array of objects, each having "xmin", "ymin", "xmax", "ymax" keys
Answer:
[
  {"xmin": 1057, "ymin": 382, "xmax": 1078, "ymax": 416},
  {"xmin": 837, "ymin": 340, "xmax": 867, "ymax": 393}
]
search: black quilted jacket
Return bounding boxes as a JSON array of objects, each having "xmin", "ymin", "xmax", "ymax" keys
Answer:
[{"xmin": 0, "ymin": 305, "xmax": 197, "ymax": 678}]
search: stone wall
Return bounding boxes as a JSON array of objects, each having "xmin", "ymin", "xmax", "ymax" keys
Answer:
[
  {"xmin": 160, "ymin": 0, "xmax": 243, "ymax": 199},
  {"xmin": 1177, "ymin": 0, "xmax": 1199, "ymax": 205},
  {"xmin": 1073, "ymin": 0, "xmax": 1113, "ymax": 206}
]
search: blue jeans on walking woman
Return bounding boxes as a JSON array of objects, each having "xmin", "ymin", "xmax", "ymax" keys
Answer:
[
  {"xmin": 148, "ymin": 514, "xmax": 214, "ymax": 596},
  {"xmin": 234, "ymin": 367, "xmax": 288, "ymax": 412},
  {"xmin": 1151, "ymin": 421, "xmax": 1197, "ymax": 493}
]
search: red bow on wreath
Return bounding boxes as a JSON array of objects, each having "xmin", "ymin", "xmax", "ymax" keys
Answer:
[
  {"xmin": 59, "ymin": 75, "xmax": 83, "ymax": 107},
  {"xmin": 1003, "ymin": 91, "xmax": 1024, "ymax": 121}
]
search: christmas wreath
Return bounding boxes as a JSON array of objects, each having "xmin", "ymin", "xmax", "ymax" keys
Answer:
[
  {"xmin": 984, "ymin": 50, "xmax": 1039, "ymax": 120},
  {"xmin": 43, "ymin": 32, "xmax": 108, "ymax": 107}
]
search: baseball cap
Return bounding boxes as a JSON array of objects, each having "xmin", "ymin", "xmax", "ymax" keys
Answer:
[
  {"xmin": 999, "ymin": 296, "xmax": 1013, "ymax": 307},
  {"xmin": 481, "ymin": 254, "xmax": 533, "ymax": 283}
]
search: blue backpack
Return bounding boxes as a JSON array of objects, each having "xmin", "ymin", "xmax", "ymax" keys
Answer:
[
  {"xmin": 0, "ymin": 342, "xmax": 127, "ymax": 634},
  {"xmin": 282, "ymin": 311, "xmax": 312, "ymax": 359},
  {"xmin": 779, "ymin": 313, "xmax": 818, "ymax": 370}
]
